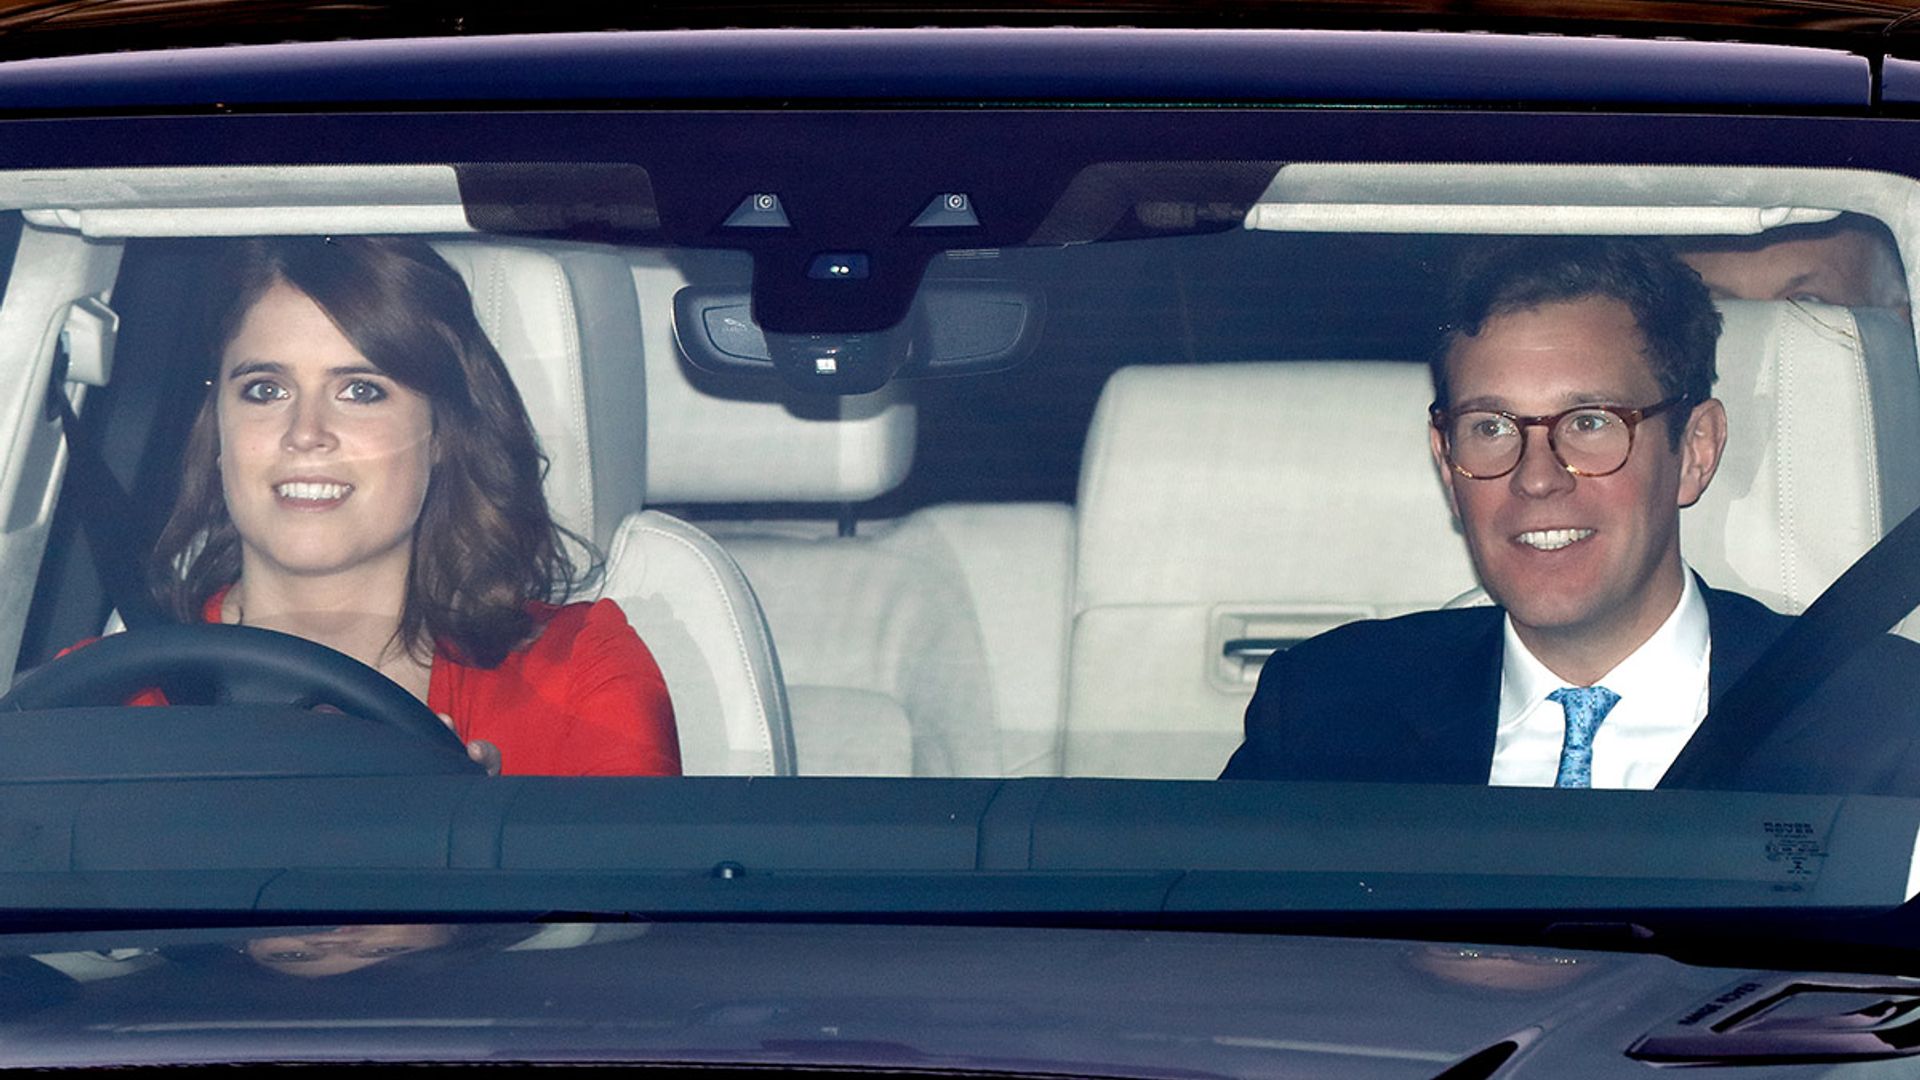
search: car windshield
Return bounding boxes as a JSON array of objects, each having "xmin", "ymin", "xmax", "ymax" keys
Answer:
[{"xmin": 6, "ymin": 27, "xmax": 1920, "ymax": 1071}]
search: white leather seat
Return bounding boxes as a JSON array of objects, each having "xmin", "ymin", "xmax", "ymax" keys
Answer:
[
  {"xmin": 436, "ymin": 240, "xmax": 794, "ymax": 775},
  {"xmin": 711, "ymin": 507, "xmax": 1073, "ymax": 776},
  {"xmin": 632, "ymin": 252, "xmax": 1073, "ymax": 775},
  {"xmin": 1686, "ymin": 299, "xmax": 1920, "ymax": 618},
  {"xmin": 1064, "ymin": 361, "xmax": 1476, "ymax": 779},
  {"xmin": 598, "ymin": 511, "xmax": 794, "ymax": 775}
]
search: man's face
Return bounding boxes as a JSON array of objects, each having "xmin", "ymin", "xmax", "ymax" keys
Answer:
[
  {"xmin": 1431, "ymin": 296, "xmax": 1725, "ymax": 664},
  {"xmin": 1680, "ymin": 227, "xmax": 1906, "ymax": 311}
]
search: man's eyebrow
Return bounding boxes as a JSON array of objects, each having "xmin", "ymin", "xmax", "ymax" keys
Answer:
[{"xmin": 1446, "ymin": 391, "xmax": 1632, "ymax": 413}]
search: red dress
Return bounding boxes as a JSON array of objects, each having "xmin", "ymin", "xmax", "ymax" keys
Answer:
[
  {"xmin": 112, "ymin": 593, "xmax": 681, "ymax": 777},
  {"xmin": 430, "ymin": 599, "xmax": 680, "ymax": 777}
]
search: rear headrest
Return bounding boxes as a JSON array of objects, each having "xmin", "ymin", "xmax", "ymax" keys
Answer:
[
  {"xmin": 631, "ymin": 252, "xmax": 915, "ymax": 504},
  {"xmin": 1685, "ymin": 298, "xmax": 1920, "ymax": 612},
  {"xmin": 433, "ymin": 240, "xmax": 647, "ymax": 548},
  {"xmin": 1075, "ymin": 361, "xmax": 1477, "ymax": 617}
]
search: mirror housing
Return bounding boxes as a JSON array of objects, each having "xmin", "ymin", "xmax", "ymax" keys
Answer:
[{"xmin": 674, "ymin": 280, "xmax": 1046, "ymax": 395}]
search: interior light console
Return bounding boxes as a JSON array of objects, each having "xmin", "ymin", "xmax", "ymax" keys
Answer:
[{"xmin": 673, "ymin": 280, "xmax": 1046, "ymax": 394}]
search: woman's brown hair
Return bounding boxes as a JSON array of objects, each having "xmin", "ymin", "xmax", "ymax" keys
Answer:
[{"xmin": 150, "ymin": 235, "xmax": 600, "ymax": 667}]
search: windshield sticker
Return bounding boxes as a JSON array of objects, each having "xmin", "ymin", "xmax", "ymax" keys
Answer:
[{"xmin": 1763, "ymin": 820, "xmax": 1827, "ymax": 889}]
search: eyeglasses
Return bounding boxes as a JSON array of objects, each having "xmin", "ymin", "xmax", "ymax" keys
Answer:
[{"xmin": 1431, "ymin": 394, "xmax": 1691, "ymax": 480}]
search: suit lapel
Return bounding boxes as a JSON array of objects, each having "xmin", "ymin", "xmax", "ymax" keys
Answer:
[
  {"xmin": 1658, "ymin": 582, "xmax": 1793, "ymax": 789},
  {"xmin": 1405, "ymin": 609, "xmax": 1505, "ymax": 784},
  {"xmin": 1701, "ymin": 585, "xmax": 1785, "ymax": 705}
]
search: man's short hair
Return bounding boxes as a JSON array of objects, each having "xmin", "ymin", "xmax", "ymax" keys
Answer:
[{"xmin": 1433, "ymin": 237, "xmax": 1722, "ymax": 444}]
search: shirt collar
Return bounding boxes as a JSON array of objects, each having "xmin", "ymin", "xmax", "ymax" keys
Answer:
[{"xmin": 1498, "ymin": 568, "xmax": 1709, "ymax": 729}]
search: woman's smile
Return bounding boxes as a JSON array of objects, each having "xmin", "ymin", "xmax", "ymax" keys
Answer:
[{"xmin": 273, "ymin": 477, "xmax": 355, "ymax": 508}]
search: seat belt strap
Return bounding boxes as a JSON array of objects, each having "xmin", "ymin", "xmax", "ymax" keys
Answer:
[
  {"xmin": 46, "ymin": 382, "xmax": 164, "ymax": 631},
  {"xmin": 1664, "ymin": 503, "xmax": 1920, "ymax": 787}
]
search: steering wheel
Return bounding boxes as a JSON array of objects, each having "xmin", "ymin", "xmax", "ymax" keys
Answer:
[{"xmin": 0, "ymin": 624, "xmax": 477, "ymax": 768}]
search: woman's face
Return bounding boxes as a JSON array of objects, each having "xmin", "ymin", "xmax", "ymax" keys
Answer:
[
  {"xmin": 245, "ymin": 924, "xmax": 455, "ymax": 978},
  {"xmin": 217, "ymin": 281, "xmax": 434, "ymax": 588}
]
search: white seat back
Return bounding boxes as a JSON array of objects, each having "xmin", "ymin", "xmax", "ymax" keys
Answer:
[
  {"xmin": 1065, "ymin": 361, "xmax": 1476, "ymax": 778},
  {"xmin": 631, "ymin": 251, "xmax": 1073, "ymax": 775},
  {"xmin": 436, "ymin": 240, "xmax": 794, "ymax": 775},
  {"xmin": 600, "ymin": 510, "xmax": 794, "ymax": 775},
  {"xmin": 436, "ymin": 240, "xmax": 645, "ymax": 548},
  {"xmin": 714, "ymin": 505, "xmax": 1072, "ymax": 776},
  {"xmin": 1686, "ymin": 299, "xmax": 1920, "ymax": 616}
]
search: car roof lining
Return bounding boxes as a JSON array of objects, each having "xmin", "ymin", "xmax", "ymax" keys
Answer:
[
  {"xmin": 1245, "ymin": 162, "xmax": 1906, "ymax": 234},
  {"xmin": 1245, "ymin": 163, "xmax": 1920, "ymax": 311},
  {"xmin": 1249, "ymin": 202, "xmax": 1841, "ymax": 234},
  {"xmin": 0, "ymin": 165, "xmax": 474, "ymax": 239},
  {"xmin": 0, "ymin": 160, "xmax": 1903, "ymax": 246}
]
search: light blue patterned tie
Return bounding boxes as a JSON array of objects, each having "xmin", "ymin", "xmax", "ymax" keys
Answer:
[{"xmin": 1547, "ymin": 686, "xmax": 1621, "ymax": 788}]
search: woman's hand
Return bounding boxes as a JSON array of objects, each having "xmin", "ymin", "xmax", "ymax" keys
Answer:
[{"xmin": 439, "ymin": 713, "xmax": 502, "ymax": 776}]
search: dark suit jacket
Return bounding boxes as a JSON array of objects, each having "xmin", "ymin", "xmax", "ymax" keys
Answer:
[{"xmin": 1221, "ymin": 584, "xmax": 1920, "ymax": 795}]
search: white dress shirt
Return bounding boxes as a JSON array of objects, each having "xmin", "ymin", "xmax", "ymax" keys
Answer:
[{"xmin": 1489, "ymin": 570, "xmax": 1712, "ymax": 789}]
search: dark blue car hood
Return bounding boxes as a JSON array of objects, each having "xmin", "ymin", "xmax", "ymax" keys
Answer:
[{"xmin": 0, "ymin": 920, "xmax": 1905, "ymax": 1076}]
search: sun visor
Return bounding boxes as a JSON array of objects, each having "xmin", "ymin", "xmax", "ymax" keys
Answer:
[
  {"xmin": 4, "ymin": 165, "xmax": 475, "ymax": 237},
  {"xmin": 1244, "ymin": 163, "xmax": 1858, "ymax": 235}
]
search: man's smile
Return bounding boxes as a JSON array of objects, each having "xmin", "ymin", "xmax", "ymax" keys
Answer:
[{"xmin": 1514, "ymin": 527, "xmax": 1596, "ymax": 551}]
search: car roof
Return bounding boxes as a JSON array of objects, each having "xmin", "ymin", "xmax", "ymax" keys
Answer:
[
  {"xmin": 5, "ymin": 0, "xmax": 1920, "ymax": 43},
  {"xmin": 5, "ymin": 0, "xmax": 1920, "ymax": 61},
  {"xmin": 0, "ymin": 27, "xmax": 1880, "ymax": 113}
]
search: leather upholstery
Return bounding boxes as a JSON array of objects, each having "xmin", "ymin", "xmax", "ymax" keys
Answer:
[{"xmin": 437, "ymin": 241, "xmax": 794, "ymax": 775}]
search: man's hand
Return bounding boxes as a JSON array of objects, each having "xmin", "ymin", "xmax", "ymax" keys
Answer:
[{"xmin": 438, "ymin": 713, "xmax": 502, "ymax": 776}]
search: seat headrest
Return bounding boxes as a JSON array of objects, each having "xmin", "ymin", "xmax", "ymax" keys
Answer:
[
  {"xmin": 630, "ymin": 253, "xmax": 916, "ymax": 504},
  {"xmin": 433, "ymin": 240, "xmax": 647, "ymax": 548},
  {"xmin": 1685, "ymin": 298, "xmax": 1920, "ymax": 612},
  {"xmin": 1075, "ymin": 361, "xmax": 1477, "ymax": 615}
]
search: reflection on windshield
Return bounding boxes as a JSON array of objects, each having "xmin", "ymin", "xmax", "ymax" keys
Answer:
[
  {"xmin": 1406, "ymin": 945, "xmax": 1591, "ymax": 994},
  {"xmin": 20, "ymin": 923, "xmax": 614, "ymax": 993},
  {"xmin": 243, "ymin": 924, "xmax": 455, "ymax": 978}
]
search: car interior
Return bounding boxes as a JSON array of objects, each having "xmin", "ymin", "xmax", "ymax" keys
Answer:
[{"xmin": 3, "ymin": 161, "xmax": 1918, "ymax": 783}]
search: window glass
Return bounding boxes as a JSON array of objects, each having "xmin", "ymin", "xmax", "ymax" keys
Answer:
[{"xmin": 3, "ymin": 164, "xmax": 1917, "ymax": 790}]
